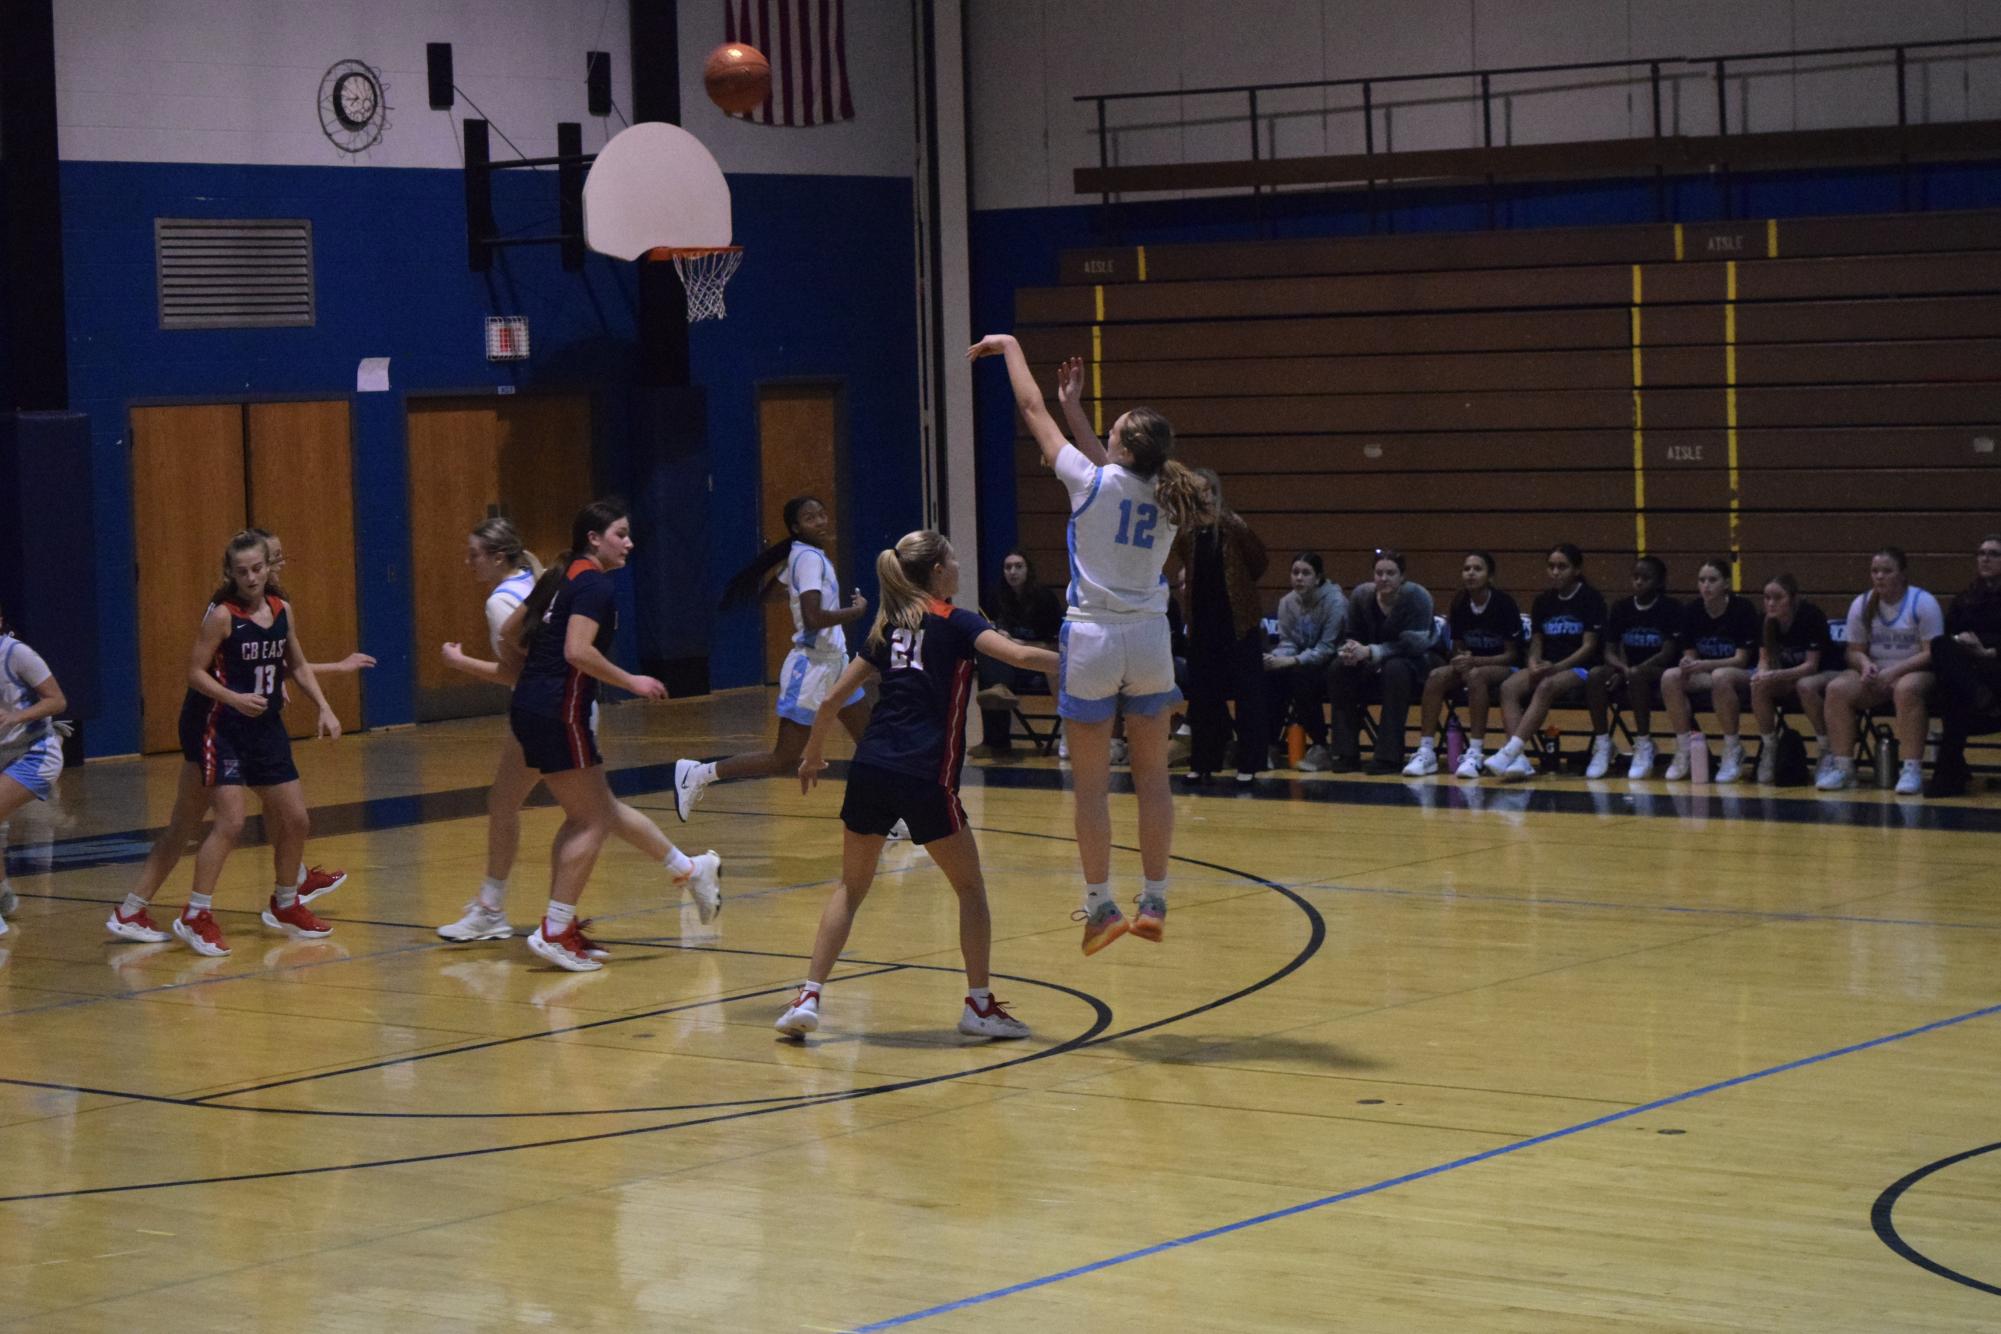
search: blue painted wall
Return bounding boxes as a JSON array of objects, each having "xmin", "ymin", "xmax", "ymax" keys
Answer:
[
  {"xmin": 64, "ymin": 161, "xmax": 917, "ymax": 756},
  {"xmin": 969, "ymin": 161, "xmax": 2001, "ymax": 590}
]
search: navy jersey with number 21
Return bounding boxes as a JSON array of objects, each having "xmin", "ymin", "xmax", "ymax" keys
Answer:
[{"xmin": 855, "ymin": 602, "xmax": 994, "ymax": 789}]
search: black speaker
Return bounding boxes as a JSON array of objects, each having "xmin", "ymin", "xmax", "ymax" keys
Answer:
[
  {"xmin": 427, "ymin": 42, "xmax": 454, "ymax": 109},
  {"xmin": 586, "ymin": 50, "xmax": 611, "ymax": 117}
]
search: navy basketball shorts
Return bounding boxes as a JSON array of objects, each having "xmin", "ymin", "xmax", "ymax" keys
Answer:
[
  {"xmin": 839, "ymin": 761, "xmax": 966, "ymax": 845},
  {"xmin": 510, "ymin": 706, "xmax": 602, "ymax": 775}
]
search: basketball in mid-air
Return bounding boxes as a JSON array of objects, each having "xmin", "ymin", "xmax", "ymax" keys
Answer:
[{"xmin": 704, "ymin": 43, "xmax": 771, "ymax": 115}]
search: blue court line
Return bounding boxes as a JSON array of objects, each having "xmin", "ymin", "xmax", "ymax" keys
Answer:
[{"xmin": 850, "ymin": 999, "xmax": 2001, "ymax": 1331}]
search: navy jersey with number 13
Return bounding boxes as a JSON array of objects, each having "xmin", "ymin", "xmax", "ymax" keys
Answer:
[{"xmin": 855, "ymin": 602, "xmax": 995, "ymax": 789}]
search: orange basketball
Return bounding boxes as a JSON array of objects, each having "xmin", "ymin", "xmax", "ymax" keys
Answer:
[{"xmin": 703, "ymin": 43, "xmax": 770, "ymax": 115}]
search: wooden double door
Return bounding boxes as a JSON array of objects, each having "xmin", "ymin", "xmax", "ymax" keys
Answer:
[
  {"xmin": 131, "ymin": 401, "xmax": 362, "ymax": 754},
  {"xmin": 406, "ymin": 394, "xmax": 594, "ymax": 721}
]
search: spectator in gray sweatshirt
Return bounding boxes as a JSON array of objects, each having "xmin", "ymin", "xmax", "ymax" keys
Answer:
[
  {"xmin": 1327, "ymin": 548, "xmax": 1443, "ymax": 773},
  {"xmin": 1261, "ymin": 552, "xmax": 1345, "ymax": 771}
]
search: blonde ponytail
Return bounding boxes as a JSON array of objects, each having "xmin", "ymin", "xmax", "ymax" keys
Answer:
[{"xmin": 866, "ymin": 530, "xmax": 952, "ymax": 653}]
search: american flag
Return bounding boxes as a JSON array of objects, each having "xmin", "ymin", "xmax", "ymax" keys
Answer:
[{"xmin": 724, "ymin": 0, "xmax": 855, "ymax": 127}]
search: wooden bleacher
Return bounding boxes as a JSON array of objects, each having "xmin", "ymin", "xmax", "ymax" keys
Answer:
[{"xmin": 1010, "ymin": 209, "xmax": 2001, "ymax": 625}]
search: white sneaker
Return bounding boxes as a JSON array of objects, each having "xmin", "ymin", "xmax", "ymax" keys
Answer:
[
  {"xmin": 1299, "ymin": 744, "xmax": 1332, "ymax": 773},
  {"xmin": 1402, "ymin": 746, "xmax": 1438, "ymax": 777},
  {"xmin": 1817, "ymin": 759, "xmax": 1855, "ymax": 791},
  {"xmin": 0, "ymin": 884, "xmax": 17, "ymax": 916},
  {"xmin": 958, "ymin": 995, "xmax": 1029, "ymax": 1039},
  {"xmin": 1895, "ymin": 759, "xmax": 1924, "ymax": 796},
  {"xmin": 775, "ymin": 989, "xmax": 821, "ymax": 1036},
  {"xmin": 886, "ymin": 820, "xmax": 910, "ymax": 842},
  {"xmin": 1628, "ymin": 737, "xmax": 1657, "ymax": 779},
  {"xmin": 672, "ymin": 758, "xmax": 712, "ymax": 823},
  {"xmin": 1483, "ymin": 745, "xmax": 1517, "ymax": 777},
  {"xmin": 438, "ymin": 901, "xmax": 513, "ymax": 942},
  {"xmin": 0, "ymin": 913, "xmax": 8, "ymax": 937},
  {"xmin": 1454, "ymin": 745, "xmax": 1485, "ymax": 780},
  {"xmin": 678, "ymin": 850, "xmax": 723, "ymax": 922},
  {"xmin": 1664, "ymin": 746, "xmax": 1692, "ymax": 781},
  {"xmin": 1057, "ymin": 735, "xmax": 1069, "ymax": 761},
  {"xmin": 1584, "ymin": 734, "xmax": 1614, "ymax": 779},
  {"xmin": 1813, "ymin": 752, "xmax": 1836, "ymax": 786},
  {"xmin": 1715, "ymin": 741, "xmax": 1746, "ymax": 784},
  {"xmin": 1502, "ymin": 754, "xmax": 1536, "ymax": 783},
  {"xmin": 1108, "ymin": 739, "xmax": 1129, "ymax": 765}
]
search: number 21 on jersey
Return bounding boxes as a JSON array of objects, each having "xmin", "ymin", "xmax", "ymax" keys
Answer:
[
  {"xmin": 1114, "ymin": 499, "xmax": 1158, "ymax": 549},
  {"xmin": 889, "ymin": 628, "xmax": 926, "ymax": 671}
]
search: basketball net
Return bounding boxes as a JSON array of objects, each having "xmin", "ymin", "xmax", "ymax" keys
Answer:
[{"xmin": 657, "ymin": 246, "xmax": 743, "ymax": 322}]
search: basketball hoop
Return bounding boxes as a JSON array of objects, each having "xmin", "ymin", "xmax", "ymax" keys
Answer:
[{"xmin": 646, "ymin": 245, "xmax": 743, "ymax": 322}]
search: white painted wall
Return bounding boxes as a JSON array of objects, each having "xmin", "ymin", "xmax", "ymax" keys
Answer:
[
  {"xmin": 53, "ymin": 0, "xmax": 916, "ymax": 177},
  {"xmin": 969, "ymin": 0, "xmax": 2001, "ymax": 209}
]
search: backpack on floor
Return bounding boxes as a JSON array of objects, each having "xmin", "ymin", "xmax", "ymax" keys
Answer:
[{"xmin": 1769, "ymin": 727, "xmax": 1811, "ymax": 787}]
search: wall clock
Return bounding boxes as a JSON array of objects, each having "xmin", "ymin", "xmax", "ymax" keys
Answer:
[{"xmin": 319, "ymin": 59, "xmax": 390, "ymax": 153}]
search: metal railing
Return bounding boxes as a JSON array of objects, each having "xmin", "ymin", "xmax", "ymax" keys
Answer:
[{"xmin": 1075, "ymin": 34, "xmax": 2001, "ymax": 207}]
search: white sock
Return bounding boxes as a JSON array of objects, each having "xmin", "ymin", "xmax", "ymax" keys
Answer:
[
  {"xmin": 478, "ymin": 877, "xmax": 507, "ymax": 911},
  {"xmin": 1762, "ymin": 731, "xmax": 1777, "ymax": 745},
  {"xmin": 1142, "ymin": 876, "xmax": 1169, "ymax": 903},
  {"xmin": 665, "ymin": 848, "xmax": 694, "ymax": 878},
  {"xmin": 273, "ymin": 879, "xmax": 297, "ymax": 909},
  {"xmin": 1500, "ymin": 736, "xmax": 1525, "ymax": 759},
  {"xmin": 797, "ymin": 980, "xmax": 822, "ymax": 1004},
  {"xmin": 1417, "ymin": 736, "xmax": 1436, "ymax": 754},
  {"xmin": 543, "ymin": 900, "xmax": 576, "ymax": 933},
  {"xmin": 120, "ymin": 892, "xmax": 148, "ymax": 917},
  {"xmin": 693, "ymin": 761, "xmax": 718, "ymax": 785},
  {"xmin": 186, "ymin": 891, "xmax": 213, "ymax": 917},
  {"xmin": 1464, "ymin": 738, "xmax": 1483, "ymax": 754},
  {"xmin": 1083, "ymin": 882, "xmax": 1113, "ymax": 914},
  {"xmin": 967, "ymin": 986, "xmax": 992, "ymax": 1005},
  {"xmin": 1816, "ymin": 735, "xmax": 1831, "ymax": 756}
]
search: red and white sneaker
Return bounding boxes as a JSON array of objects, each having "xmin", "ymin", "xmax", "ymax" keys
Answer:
[
  {"xmin": 106, "ymin": 905, "xmax": 174, "ymax": 943},
  {"xmin": 774, "ymin": 988, "xmax": 821, "ymax": 1036},
  {"xmin": 574, "ymin": 919, "xmax": 611, "ymax": 961},
  {"xmin": 172, "ymin": 910, "xmax": 231, "ymax": 957},
  {"xmin": 297, "ymin": 866, "xmax": 346, "ymax": 906},
  {"xmin": 526, "ymin": 921, "xmax": 603, "ymax": 972},
  {"xmin": 261, "ymin": 895, "xmax": 334, "ymax": 939},
  {"xmin": 958, "ymin": 994, "xmax": 1029, "ymax": 1039}
]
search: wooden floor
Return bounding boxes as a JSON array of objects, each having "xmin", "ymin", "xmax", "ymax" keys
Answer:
[{"xmin": 3, "ymin": 690, "xmax": 1998, "ymax": 1331}]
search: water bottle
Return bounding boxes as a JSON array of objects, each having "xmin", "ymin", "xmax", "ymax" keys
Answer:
[
  {"xmin": 1445, "ymin": 718, "xmax": 1465, "ymax": 771},
  {"xmin": 1875, "ymin": 735, "xmax": 1900, "ymax": 788},
  {"xmin": 1689, "ymin": 732, "xmax": 1710, "ymax": 784}
]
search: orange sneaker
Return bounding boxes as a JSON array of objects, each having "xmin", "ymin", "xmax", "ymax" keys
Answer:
[
  {"xmin": 172, "ymin": 909, "xmax": 231, "ymax": 957},
  {"xmin": 1130, "ymin": 891, "xmax": 1166, "ymax": 943},
  {"xmin": 261, "ymin": 895, "xmax": 333, "ymax": 939},
  {"xmin": 297, "ymin": 866, "xmax": 346, "ymax": 906},
  {"xmin": 1074, "ymin": 901, "xmax": 1129, "ymax": 956}
]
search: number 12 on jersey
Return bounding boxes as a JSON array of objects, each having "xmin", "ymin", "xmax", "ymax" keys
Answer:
[{"xmin": 1114, "ymin": 499, "xmax": 1159, "ymax": 549}]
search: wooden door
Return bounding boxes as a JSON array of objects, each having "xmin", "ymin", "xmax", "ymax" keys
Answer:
[
  {"xmin": 497, "ymin": 394, "xmax": 595, "ymax": 569},
  {"xmin": 247, "ymin": 401, "xmax": 361, "ymax": 738},
  {"xmin": 407, "ymin": 402, "xmax": 505, "ymax": 721},
  {"xmin": 405, "ymin": 395, "xmax": 594, "ymax": 721},
  {"xmin": 757, "ymin": 384, "xmax": 842, "ymax": 681},
  {"xmin": 131, "ymin": 405, "xmax": 246, "ymax": 753}
]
